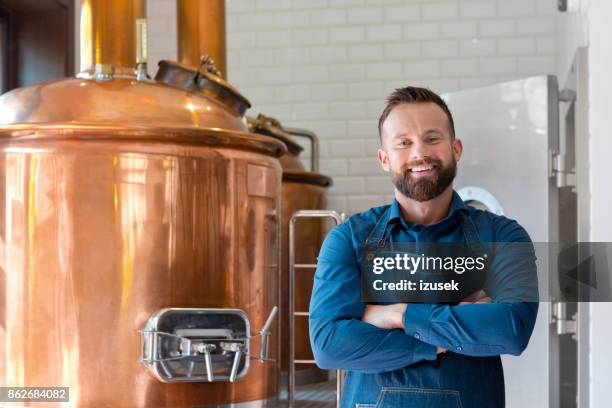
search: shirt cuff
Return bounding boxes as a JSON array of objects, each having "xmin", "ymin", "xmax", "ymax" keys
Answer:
[
  {"xmin": 412, "ymin": 337, "xmax": 438, "ymax": 362},
  {"xmin": 403, "ymin": 303, "xmax": 433, "ymax": 340}
]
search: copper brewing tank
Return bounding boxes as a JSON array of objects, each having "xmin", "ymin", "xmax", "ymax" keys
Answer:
[
  {"xmin": 0, "ymin": 1, "xmax": 285, "ymax": 406},
  {"xmin": 247, "ymin": 115, "xmax": 332, "ymax": 374}
]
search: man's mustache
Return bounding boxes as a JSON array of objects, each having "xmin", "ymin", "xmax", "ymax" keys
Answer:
[{"xmin": 401, "ymin": 158, "xmax": 443, "ymax": 173}]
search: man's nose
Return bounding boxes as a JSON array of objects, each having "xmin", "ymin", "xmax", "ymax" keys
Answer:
[{"xmin": 409, "ymin": 140, "xmax": 431, "ymax": 159}]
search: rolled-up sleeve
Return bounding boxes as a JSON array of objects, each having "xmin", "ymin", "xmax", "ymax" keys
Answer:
[
  {"xmin": 402, "ymin": 217, "xmax": 539, "ymax": 357},
  {"xmin": 309, "ymin": 224, "xmax": 438, "ymax": 373}
]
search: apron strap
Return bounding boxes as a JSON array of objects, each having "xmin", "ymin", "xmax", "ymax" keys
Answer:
[
  {"xmin": 364, "ymin": 206, "xmax": 392, "ymax": 247},
  {"xmin": 458, "ymin": 210, "xmax": 481, "ymax": 243}
]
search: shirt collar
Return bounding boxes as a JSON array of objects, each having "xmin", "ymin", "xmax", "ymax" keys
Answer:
[{"xmin": 387, "ymin": 190, "xmax": 468, "ymax": 230}]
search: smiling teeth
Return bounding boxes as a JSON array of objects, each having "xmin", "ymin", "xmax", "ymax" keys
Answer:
[{"xmin": 411, "ymin": 165, "xmax": 434, "ymax": 172}]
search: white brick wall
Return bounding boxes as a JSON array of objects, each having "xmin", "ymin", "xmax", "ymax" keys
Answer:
[
  {"xmin": 555, "ymin": 0, "xmax": 588, "ymax": 81},
  {"xmin": 147, "ymin": 0, "xmax": 177, "ymax": 72},
  {"xmin": 147, "ymin": 0, "xmax": 558, "ymax": 215}
]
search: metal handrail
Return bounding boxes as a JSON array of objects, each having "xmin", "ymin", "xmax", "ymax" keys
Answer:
[{"xmin": 288, "ymin": 210, "xmax": 346, "ymax": 408}]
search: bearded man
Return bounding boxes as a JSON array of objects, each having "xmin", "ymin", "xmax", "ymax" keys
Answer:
[{"xmin": 309, "ymin": 87, "xmax": 538, "ymax": 408}]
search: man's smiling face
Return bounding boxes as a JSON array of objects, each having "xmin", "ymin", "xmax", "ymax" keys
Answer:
[{"xmin": 377, "ymin": 102, "xmax": 463, "ymax": 202}]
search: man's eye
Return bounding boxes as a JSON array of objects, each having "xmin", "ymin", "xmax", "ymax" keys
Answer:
[
  {"xmin": 427, "ymin": 137, "xmax": 440, "ymax": 143},
  {"xmin": 398, "ymin": 140, "xmax": 409, "ymax": 146}
]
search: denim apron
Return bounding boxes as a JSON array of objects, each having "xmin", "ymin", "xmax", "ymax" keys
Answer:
[{"xmin": 344, "ymin": 207, "xmax": 505, "ymax": 408}]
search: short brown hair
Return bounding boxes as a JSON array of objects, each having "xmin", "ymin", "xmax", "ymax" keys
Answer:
[{"xmin": 378, "ymin": 86, "xmax": 455, "ymax": 142}]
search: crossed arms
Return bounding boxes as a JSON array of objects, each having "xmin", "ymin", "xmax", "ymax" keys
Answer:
[{"xmin": 308, "ymin": 223, "xmax": 538, "ymax": 373}]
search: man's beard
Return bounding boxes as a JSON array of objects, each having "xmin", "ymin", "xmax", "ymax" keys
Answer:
[{"xmin": 391, "ymin": 157, "xmax": 457, "ymax": 202}]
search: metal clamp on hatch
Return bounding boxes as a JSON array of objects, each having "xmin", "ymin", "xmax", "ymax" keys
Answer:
[
  {"xmin": 140, "ymin": 306, "xmax": 278, "ymax": 383},
  {"xmin": 154, "ymin": 55, "xmax": 251, "ymax": 117}
]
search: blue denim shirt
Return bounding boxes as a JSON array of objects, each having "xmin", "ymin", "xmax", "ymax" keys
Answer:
[{"xmin": 309, "ymin": 191, "xmax": 538, "ymax": 408}]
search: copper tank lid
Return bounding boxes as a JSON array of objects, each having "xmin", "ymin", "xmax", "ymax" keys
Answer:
[
  {"xmin": 0, "ymin": 63, "xmax": 286, "ymax": 157},
  {"xmin": 247, "ymin": 114, "xmax": 303, "ymax": 156},
  {"xmin": 0, "ymin": 0, "xmax": 285, "ymax": 158},
  {"xmin": 247, "ymin": 114, "xmax": 332, "ymax": 187},
  {"xmin": 0, "ymin": 73, "xmax": 240, "ymax": 130},
  {"xmin": 0, "ymin": 76, "xmax": 285, "ymax": 157}
]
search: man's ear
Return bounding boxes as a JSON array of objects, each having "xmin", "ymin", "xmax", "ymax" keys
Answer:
[
  {"xmin": 378, "ymin": 148, "xmax": 390, "ymax": 172},
  {"xmin": 452, "ymin": 137, "xmax": 463, "ymax": 162}
]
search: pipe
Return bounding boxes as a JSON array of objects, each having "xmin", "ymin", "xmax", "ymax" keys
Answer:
[
  {"xmin": 177, "ymin": 0, "xmax": 227, "ymax": 79},
  {"xmin": 79, "ymin": 0, "xmax": 146, "ymax": 72},
  {"xmin": 283, "ymin": 127, "xmax": 321, "ymax": 173}
]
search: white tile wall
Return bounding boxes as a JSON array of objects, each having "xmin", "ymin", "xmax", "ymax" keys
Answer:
[
  {"xmin": 147, "ymin": 0, "xmax": 558, "ymax": 215},
  {"xmin": 147, "ymin": 0, "xmax": 177, "ymax": 72},
  {"xmin": 227, "ymin": 0, "xmax": 559, "ymax": 214}
]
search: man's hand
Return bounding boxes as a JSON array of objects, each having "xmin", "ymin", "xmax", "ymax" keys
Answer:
[
  {"xmin": 361, "ymin": 303, "xmax": 406, "ymax": 330},
  {"xmin": 361, "ymin": 304, "xmax": 447, "ymax": 354},
  {"xmin": 459, "ymin": 289, "xmax": 491, "ymax": 305},
  {"xmin": 361, "ymin": 292, "xmax": 491, "ymax": 354}
]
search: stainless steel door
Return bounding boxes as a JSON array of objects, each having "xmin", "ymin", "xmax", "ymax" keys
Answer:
[{"xmin": 444, "ymin": 75, "xmax": 567, "ymax": 408}]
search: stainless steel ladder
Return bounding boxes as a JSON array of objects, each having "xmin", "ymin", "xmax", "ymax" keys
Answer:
[{"xmin": 288, "ymin": 210, "xmax": 346, "ymax": 408}]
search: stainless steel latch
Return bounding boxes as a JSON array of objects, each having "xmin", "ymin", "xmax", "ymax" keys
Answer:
[
  {"xmin": 551, "ymin": 302, "xmax": 577, "ymax": 338},
  {"xmin": 140, "ymin": 306, "xmax": 278, "ymax": 383},
  {"xmin": 549, "ymin": 149, "xmax": 576, "ymax": 188}
]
